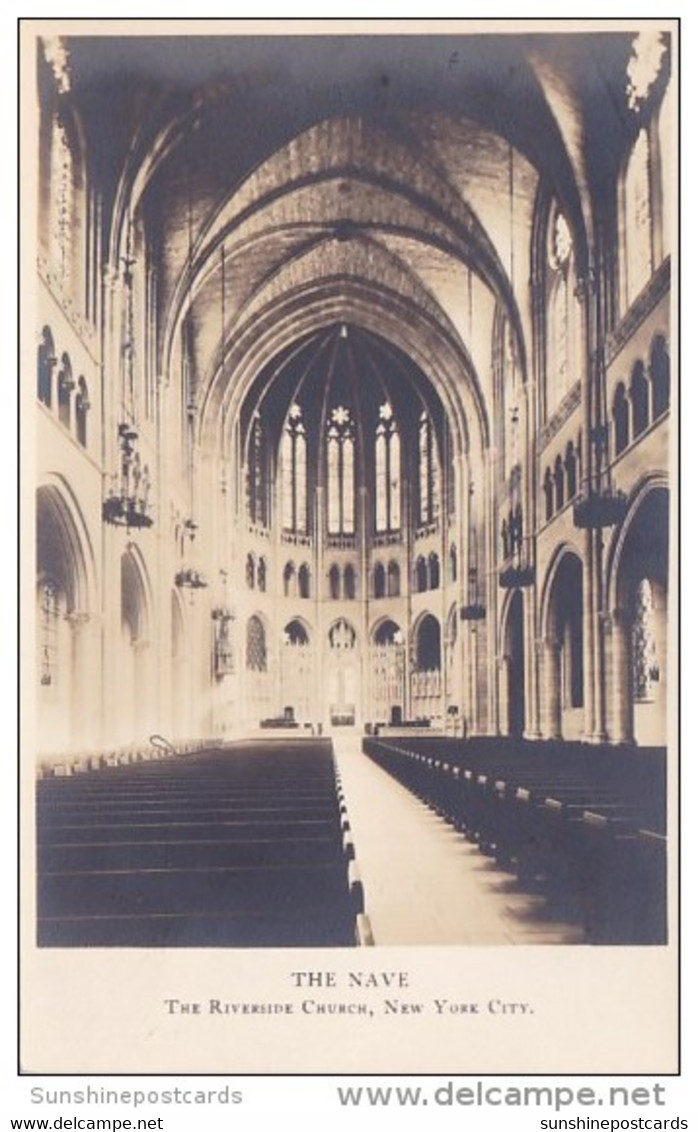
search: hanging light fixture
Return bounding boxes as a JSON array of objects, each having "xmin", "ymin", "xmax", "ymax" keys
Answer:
[
  {"xmin": 103, "ymin": 214, "xmax": 153, "ymax": 530},
  {"xmin": 461, "ymin": 484, "xmax": 486, "ymax": 619},
  {"xmin": 497, "ymin": 165, "xmax": 535, "ymax": 592},
  {"xmin": 102, "ymin": 427, "xmax": 153, "ymax": 529},
  {"xmin": 175, "ymin": 519, "xmax": 207, "ymax": 589},
  {"xmin": 175, "ymin": 153, "xmax": 208, "ymax": 588}
]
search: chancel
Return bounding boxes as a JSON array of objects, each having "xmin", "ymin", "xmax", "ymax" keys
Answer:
[{"xmin": 33, "ymin": 27, "xmax": 673, "ymax": 948}]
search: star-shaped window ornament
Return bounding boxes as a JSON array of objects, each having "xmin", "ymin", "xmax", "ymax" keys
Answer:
[
  {"xmin": 331, "ymin": 405, "xmax": 351, "ymax": 427},
  {"xmin": 288, "ymin": 403, "xmax": 302, "ymax": 420},
  {"xmin": 379, "ymin": 402, "xmax": 393, "ymax": 421}
]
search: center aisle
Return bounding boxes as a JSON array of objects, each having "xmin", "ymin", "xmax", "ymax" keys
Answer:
[{"xmin": 333, "ymin": 736, "xmax": 585, "ymax": 946}]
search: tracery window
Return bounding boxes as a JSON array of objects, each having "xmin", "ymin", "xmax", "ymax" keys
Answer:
[
  {"xmin": 327, "ymin": 406, "xmax": 355, "ymax": 535},
  {"xmin": 246, "ymin": 616, "xmax": 267, "ymax": 672},
  {"xmin": 329, "ymin": 618, "xmax": 356, "ymax": 649},
  {"xmin": 281, "ymin": 404, "xmax": 308, "ymax": 533},
  {"xmin": 418, "ymin": 410, "xmax": 439, "ymax": 526},
  {"xmin": 245, "ymin": 553, "xmax": 256, "ymax": 590},
  {"xmin": 284, "ymin": 619, "xmax": 309, "ymax": 647},
  {"xmin": 38, "ymin": 580, "xmax": 61, "ymax": 687},
  {"xmin": 247, "ymin": 415, "xmax": 269, "ymax": 527},
  {"xmin": 375, "ymin": 402, "xmax": 401, "ymax": 533},
  {"xmin": 632, "ymin": 579, "xmax": 660, "ymax": 702},
  {"xmin": 387, "ymin": 561, "xmax": 400, "ymax": 598}
]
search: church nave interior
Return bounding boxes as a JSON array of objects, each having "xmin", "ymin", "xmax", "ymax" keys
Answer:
[{"xmin": 30, "ymin": 25, "xmax": 674, "ymax": 948}]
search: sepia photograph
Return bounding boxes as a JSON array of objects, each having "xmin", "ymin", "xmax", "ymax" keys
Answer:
[{"xmin": 21, "ymin": 17, "xmax": 678, "ymax": 1075}]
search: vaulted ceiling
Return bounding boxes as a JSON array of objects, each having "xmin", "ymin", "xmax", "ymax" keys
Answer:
[{"xmin": 57, "ymin": 30, "xmax": 660, "ymax": 442}]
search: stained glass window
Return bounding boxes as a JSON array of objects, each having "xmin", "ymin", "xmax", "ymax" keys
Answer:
[
  {"xmin": 280, "ymin": 404, "xmax": 307, "ymax": 533},
  {"xmin": 247, "ymin": 415, "xmax": 268, "ymax": 527},
  {"xmin": 375, "ymin": 402, "xmax": 401, "ymax": 533},
  {"xmin": 418, "ymin": 410, "xmax": 439, "ymax": 526},
  {"xmin": 246, "ymin": 616, "xmax": 267, "ymax": 672},
  {"xmin": 327, "ymin": 406, "xmax": 355, "ymax": 534}
]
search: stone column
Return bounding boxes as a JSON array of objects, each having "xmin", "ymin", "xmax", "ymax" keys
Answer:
[
  {"xmin": 539, "ymin": 638, "xmax": 562, "ymax": 740},
  {"xmin": 608, "ymin": 608, "xmax": 634, "ymax": 744},
  {"xmin": 496, "ymin": 655, "xmax": 509, "ymax": 736}
]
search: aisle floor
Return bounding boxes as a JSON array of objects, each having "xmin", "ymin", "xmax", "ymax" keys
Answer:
[{"xmin": 333, "ymin": 737, "xmax": 585, "ymax": 946}]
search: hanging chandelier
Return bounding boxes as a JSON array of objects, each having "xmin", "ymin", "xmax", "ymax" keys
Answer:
[
  {"xmin": 102, "ymin": 424, "xmax": 153, "ymax": 529},
  {"xmin": 175, "ymin": 519, "xmax": 207, "ymax": 589},
  {"xmin": 175, "ymin": 567, "xmax": 207, "ymax": 589}
]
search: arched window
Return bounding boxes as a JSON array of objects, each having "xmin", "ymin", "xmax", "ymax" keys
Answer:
[
  {"xmin": 554, "ymin": 456, "xmax": 565, "ymax": 511},
  {"xmin": 415, "ymin": 556, "xmax": 428, "ymax": 593},
  {"xmin": 564, "ymin": 442, "xmax": 578, "ymax": 501},
  {"xmin": 329, "ymin": 618, "xmax": 356, "ymax": 649},
  {"xmin": 37, "ymin": 327, "xmax": 55, "ymax": 407},
  {"xmin": 284, "ymin": 619, "xmax": 309, "ymax": 647},
  {"xmin": 418, "ymin": 411, "xmax": 440, "ymax": 526},
  {"xmin": 613, "ymin": 384, "xmax": 630, "ymax": 456},
  {"xmin": 257, "ymin": 557, "xmax": 267, "ymax": 593},
  {"xmin": 428, "ymin": 553, "xmax": 440, "ymax": 590},
  {"xmin": 247, "ymin": 415, "xmax": 269, "ymax": 527},
  {"xmin": 283, "ymin": 561, "xmax": 296, "ymax": 598},
  {"xmin": 327, "ymin": 406, "xmax": 355, "ymax": 535},
  {"xmin": 449, "ymin": 544, "xmax": 458, "ymax": 584},
  {"xmin": 375, "ymin": 402, "xmax": 401, "ymax": 532},
  {"xmin": 632, "ymin": 579, "xmax": 660, "ymax": 702},
  {"xmin": 38, "ymin": 579, "xmax": 61, "ymax": 687},
  {"xmin": 298, "ymin": 563, "xmax": 311, "ymax": 599},
  {"xmin": 57, "ymin": 352, "xmax": 73, "ymax": 429},
  {"xmin": 650, "ymin": 336, "xmax": 670, "ymax": 420},
  {"xmin": 75, "ymin": 377, "xmax": 89, "ymax": 447},
  {"xmin": 543, "ymin": 468, "xmax": 554, "ymax": 521},
  {"xmin": 622, "ymin": 128, "xmax": 653, "ymax": 310},
  {"xmin": 329, "ymin": 564, "xmax": 341, "ymax": 600},
  {"xmin": 373, "ymin": 562, "xmax": 386, "ymax": 599},
  {"xmin": 246, "ymin": 616, "xmax": 267, "ymax": 672},
  {"xmin": 280, "ymin": 404, "xmax": 308, "ymax": 533},
  {"xmin": 387, "ymin": 561, "xmax": 400, "ymax": 597},
  {"xmin": 245, "ymin": 553, "xmax": 256, "ymax": 590},
  {"xmin": 344, "ymin": 564, "xmax": 357, "ymax": 600},
  {"xmin": 374, "ymin": 619, "xmax": 403, "ymax": 646},
  {"xmin": 630, "ymin": 362, "xmax": 650, "ymax": 439},
  {"xmin": 416, "ymin": 615, "xmax": 441, "ymax": 671}
]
